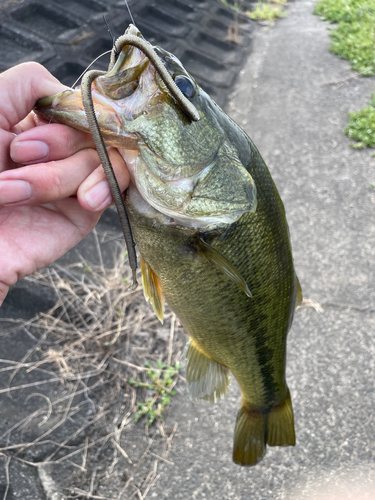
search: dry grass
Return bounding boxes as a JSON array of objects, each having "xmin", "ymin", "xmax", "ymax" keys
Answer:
[{"xmin": 0, "ymin": 229, "xmax": 187, "ymax": 499}]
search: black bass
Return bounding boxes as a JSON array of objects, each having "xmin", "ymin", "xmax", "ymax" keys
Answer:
[{"xmin": 36, "ymin": 24, "xmax": 302, "ymax": 466}]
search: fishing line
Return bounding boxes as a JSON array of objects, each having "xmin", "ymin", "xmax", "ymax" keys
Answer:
[
  {"xmin": 71, "ymin": 50, "xmax": 112, "ymax": 89},
  {"xmin": 124, "ymin": 0, "xmax": 135, "ymax": 26},
  {"xmin": 103, "ymin": 15, "xmax": 119, "ymax": 60},
  {"xmin": 81, "ymin": 29, "xmax": 200, "ymax": 291},
  {"xmin": 71, "ymin": 16, "xmax": 118, "ymax": 89}
]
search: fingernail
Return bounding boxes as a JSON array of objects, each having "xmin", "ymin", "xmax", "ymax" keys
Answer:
[
  {"xmin": 85, "ymin": 180, "xmax": 112, "ymax": 210},
  {"xmin": 0, "ymin": 180, "xmax": 32, "ymax": 204},
  {"xmin": 11, "ymin": 140, "xmax": 49, "ymax": 163}
]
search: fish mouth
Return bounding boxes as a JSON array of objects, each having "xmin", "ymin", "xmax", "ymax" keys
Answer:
[{"xmin": 35, "ymin": 25, "xmax": 166, "ymax": 150}]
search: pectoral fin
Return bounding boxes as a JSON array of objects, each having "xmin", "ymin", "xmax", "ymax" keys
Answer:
[
  {"xmin": 140, "ymin": 257, "xmax": 164, "ymax": 323},
  {"xmin": 197, "ymin": 238, "xmax": 252, "ymax": 298},
  {"xmin": 186, "ymin": 339, "xmax": 230, "ymax": 404}
]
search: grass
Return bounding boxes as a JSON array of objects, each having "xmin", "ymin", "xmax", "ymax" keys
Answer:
[
  {"xmin": 0, "ymin": 230, "xmax": 186, "ymax": 498},
  {"xmin": 129, "ymin": 360, "xmax": 181, "ymax": 425},
  {"xmin": 220, "ymin": 0, "xmax": 243, "ymax": 10},
  {"xmin": 314, "ymin": 0, "xmax": 375, "ymax": 75},
  {"xmin": 345, "ymin": 93, "xmax": 375, "ymax": 148},
  {"xmin": 247, "ymin": 0, "xmax": 288, "ymax": 22},
  {"xmin": 314, "ymin": 0, "xmax": 375, "ymax": 148},
  {"xmin": 219, "ymin": 0, "xmax": 288, "ymax": 30}
]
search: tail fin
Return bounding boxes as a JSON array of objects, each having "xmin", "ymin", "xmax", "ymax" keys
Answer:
[
  {"xmin": 267, "ymin": 389, "xmax": 295, "ymax": 446},
  {"xmin": 233, "ymin": 406, "xmax": 266, "ymax": 466},
  {"xmin": 232, "ymin": 390, "xmax": 295, "ymax": 466}
]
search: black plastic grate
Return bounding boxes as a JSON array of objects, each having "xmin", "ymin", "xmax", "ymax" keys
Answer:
[
  {"xmin": 0, "ymin": 0, "xmax": 256, "ymax": 108},
  {"xmin": 11, "ymin": 2, "xmax": 80, "ymax": 38}
]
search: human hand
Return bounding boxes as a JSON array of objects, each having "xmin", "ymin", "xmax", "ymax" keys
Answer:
[{"xmin": 0, "ymin": 62, "xmax": 129, "ymax": 306}]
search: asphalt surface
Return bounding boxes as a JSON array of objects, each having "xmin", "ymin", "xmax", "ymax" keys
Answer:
[{"xmin": 1, "ymin": 0, "xmax": 375, "ymax": 498}]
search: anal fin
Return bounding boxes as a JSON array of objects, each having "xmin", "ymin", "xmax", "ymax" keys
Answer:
[
  {"xmin": 140, "ymin": 257, "xmax": 164, "ymax": 323},
  {"xmin": 266, "ymin": 389, "xmax": 296, "ymax": 446},
  {"xmin": 186, "ymin": 339, "xmax": 230, "ymax": 404}
]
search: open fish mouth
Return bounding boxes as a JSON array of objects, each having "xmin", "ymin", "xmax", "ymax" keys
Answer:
[{"xmin": 35, "ymin": 25, "xmax": 166, "ymax": 150}]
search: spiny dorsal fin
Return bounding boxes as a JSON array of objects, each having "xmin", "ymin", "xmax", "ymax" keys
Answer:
[
  {"xmin": 186, "ymin": 339, "xmax": 231, "ymax": 404},
  {"xmin": 197, "ymin": 238, "xmax": 252, "ymax": 298},
  {"xmin": 140, "ymin": 257, "xmax": 164, "ymax": 323}
]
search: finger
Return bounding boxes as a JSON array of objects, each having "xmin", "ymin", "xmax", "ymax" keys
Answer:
[
  {"xmin": 10, "ymin": 110, "xmax": 51, "ymax": 135},
  {"xmin": 10, "ymin": 123, "xmax": 95, "ymax": 165},
  {"xmin": 10, "ymin": 112, "xmax": 38, "ymax": 135},
  {"xmin": 0, "ymin": 62, "xmax": 67, "ymax": 131},
  {"xmin": 78, "ymin": 148, "xmax": 130, "ymax": 212},
  {"xmin": 0, "ymin": 148, "xmax": 101, "ymax": 206},
  {"xmin": 0, "ymin": 129, "xmax": 16, "ymax": 173}
]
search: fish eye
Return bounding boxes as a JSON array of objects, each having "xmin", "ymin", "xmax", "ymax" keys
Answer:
[{"xmin": 175, "ymin": 75, "xmax": 195, "ymax": 99}]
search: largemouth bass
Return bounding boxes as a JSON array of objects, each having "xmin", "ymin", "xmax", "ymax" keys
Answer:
[{"xmin": 36, "ymin": 25, "xmax": 302, "ymax": 466}]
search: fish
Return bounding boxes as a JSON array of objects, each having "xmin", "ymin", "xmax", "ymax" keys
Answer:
[{"xmin": 35, "ymin": 24, "xmax": 302, "ymax": 466}]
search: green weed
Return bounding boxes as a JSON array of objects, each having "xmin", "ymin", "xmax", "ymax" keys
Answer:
[
  {"xmin": 314, "ymin": 0, "xmax": 375, "ymax": 75},
  {"xmin": 219, "ymin": 0, "xmax": 287, "ymax": 23},
  {"xmin": 129, "ymin": 360, "xmax": 181, "ymax": 425},
  {"xmin": 345, "ymin": 94, "xmax": 375, "ymax": 148},
  {"xmin": 220, "ymin": 0, "xmax": 242, "ymax": 11},
  {"xmin": 247, "ymin": 1, "xmax": 287, "ymax": 21}
]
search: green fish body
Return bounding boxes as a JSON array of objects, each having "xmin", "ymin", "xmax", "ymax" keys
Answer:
[{"xmin": 36, "ymin": 25, "xmax": 301, "ymax": 465}]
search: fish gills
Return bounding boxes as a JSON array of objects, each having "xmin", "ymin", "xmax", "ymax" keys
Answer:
[{"xmin": 233, "ymin": 390, "xmax": 295, "ymax": 466}]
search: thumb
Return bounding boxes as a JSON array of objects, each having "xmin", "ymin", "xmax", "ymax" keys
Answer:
[{"xmin": 0, "ymin": 62, "xmax": 68, "ymax": 131}]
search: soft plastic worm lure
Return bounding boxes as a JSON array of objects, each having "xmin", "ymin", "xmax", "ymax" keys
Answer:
[{"xmin": 81, "ymin": 30, "xmax": 200, "ymax": 290}]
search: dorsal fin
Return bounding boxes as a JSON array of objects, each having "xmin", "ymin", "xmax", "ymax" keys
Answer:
[
  {"xmin": 197, "ymin": 238, "xmax": 252, "ymax": 298},
  {"xmin": 140, "ymin": 257, "xmax": 164, "ymax": 323}
]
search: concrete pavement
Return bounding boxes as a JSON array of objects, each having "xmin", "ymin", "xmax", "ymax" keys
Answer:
[{"xmin": 149, "ymin": 1, "xmax": 375, "ymax": 498}]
